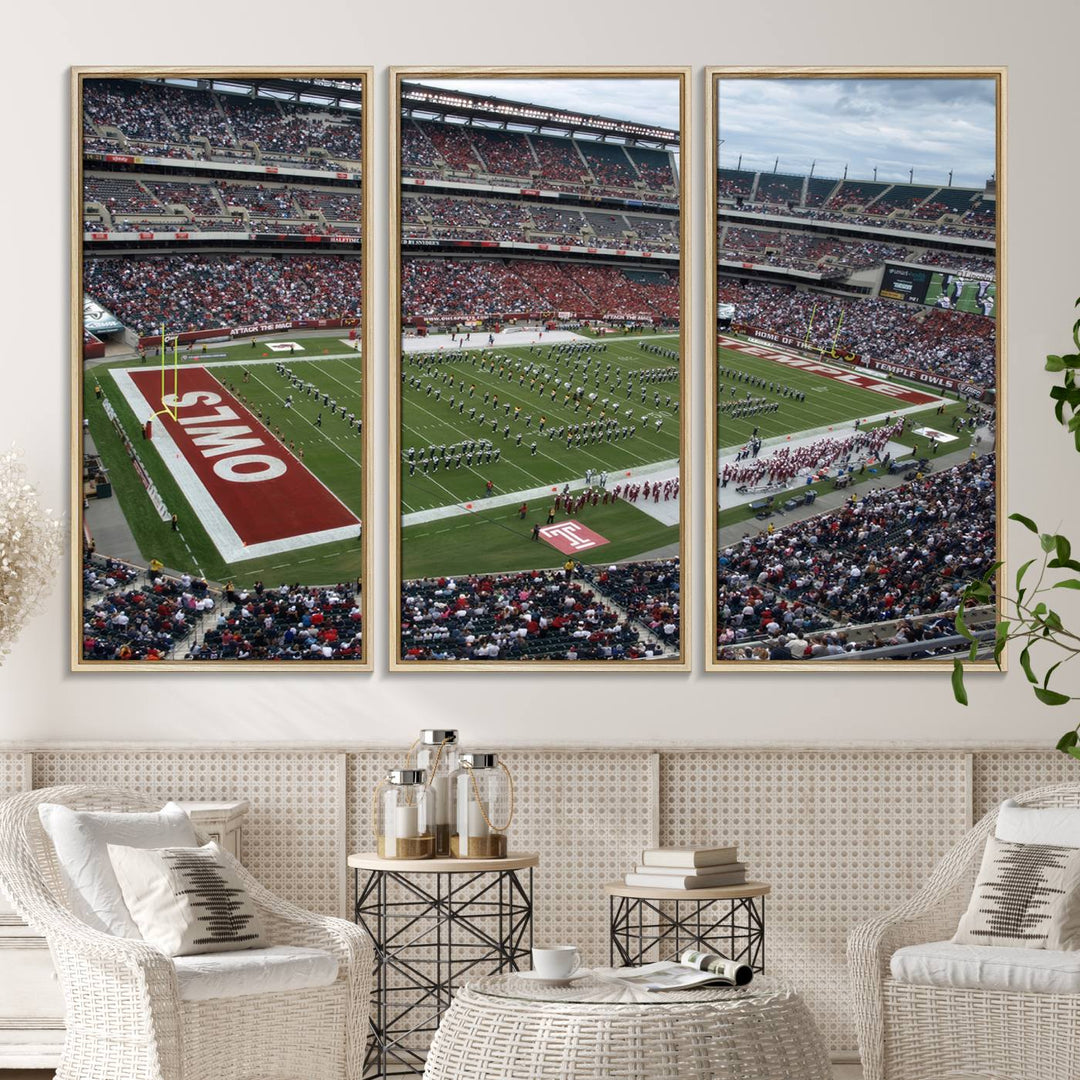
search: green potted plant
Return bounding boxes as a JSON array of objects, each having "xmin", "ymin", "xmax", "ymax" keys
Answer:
[{"xmin": 951, "ymin": 298, "xmax": 1080, "ymax": 761}]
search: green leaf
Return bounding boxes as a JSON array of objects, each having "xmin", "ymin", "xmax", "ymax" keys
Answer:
[
  {"xmin": 1047, "ymin": 558, "xmax": 1080, "ymax": 572},
  {"xmin": 1020, "ymin": 646, "xmax": 1038, "ymax": 684},
  {"xmin": 1047, "ymin": 354, "xmax": 1066, "ymax": 372},
  {"xmin": 1040, "ymin": 533, "xmax": 1057, "ymax": 554},
  {"xmin": 1052, "ymin": 579, "xmax": 1080, "ymax": 590},
  {"xmin": 1044, "ymin": 660, "xmax": 1064, "ymax": 689},
  {"xmin": 1057, "ymin": 536, "xmax": 1073, "ymax": 563},
  {"xmin": 1016, "ymin": 559, "xmax": 1036, "ymax": 592},
  {"xmin": 1056, "ymin": 731, "xmax": 1079, "ymax": 752},
  {"xmin": 969, "ymin": 639, "xmax": 979, "ymax": 662},
  {"xmin": 1033, "ymin": 687, "xmax": 1072, "ymax": 706},
  {"xmin": 1066, "ymin": 745, "xmax": 1080, "ymax": 763},
  {"xmin": 951, "ymin": 659, "xmax": 968, "ymax": 706},
  {"xmin": 955, "ymin": 606, "xmax": 973, "ymax": 640},
  {"xmin": 1010, "ymin": 513, "xmax": 1039, "ymax": 534}
]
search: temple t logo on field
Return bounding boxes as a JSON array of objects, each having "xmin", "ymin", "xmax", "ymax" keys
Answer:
[{"xmin": 538, "ymin": 521, "xmax": 610, "ymax": 554}]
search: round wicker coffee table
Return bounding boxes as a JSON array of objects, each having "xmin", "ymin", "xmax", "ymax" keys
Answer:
[{"xmin": 422, "ymin": 972, "xmax": 830, "ymax": 1079}]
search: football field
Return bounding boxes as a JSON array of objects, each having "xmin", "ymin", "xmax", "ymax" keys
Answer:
[
  {"xmin": 399, "ymin": 334, "xmax": 682, "ymax": 579},
  {"xmin": 84, "ymin": 338, "xmax": 364, "ymax": 586}
]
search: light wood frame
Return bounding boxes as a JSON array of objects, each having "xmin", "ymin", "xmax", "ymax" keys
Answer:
[
  {"xmin": 389, "ymin": 67, "xmax": 691, "ymax": 671},
  {"xmin": 704, "ymin": 67, "xmax": 1007, "ymax": 671},
  {"xmin": 71, "ymin": 67, "xmax": 375, "ymax": 671}
]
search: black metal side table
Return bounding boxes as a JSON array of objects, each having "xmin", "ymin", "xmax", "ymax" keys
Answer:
[
  {"xmin": 350, "ymin": 851, "xmax": 538, "ymax": 1078},
  {"xmin": 605, "ymin": 880, "xmax": 770, "ymax": 972}
]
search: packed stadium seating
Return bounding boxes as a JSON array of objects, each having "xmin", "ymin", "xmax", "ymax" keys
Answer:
[
  {"xmin": 82, "ymin": 78, "xmax": 363, "ymax": 166},
  {"xmin": 585, "ymin": 560, "xmax": 680, "ymax": 647},
  {"xmin": 716, "ymin": 163, "xmax": 995, "ymax": 239},
  {"xmin": 719, "ymin": 279, "xmax": 996, "ymax": 387},
  {"xmin": 82, "ymin": 557, "xmax": 207, "ymax": 661},
  {"xmin": 400, "ymin": 117, "xmax": 677, "ymax": 202},
  {"xmin": 190, "ymin": 583, "xmax": 362, "ymax": 660},
  {"xmin": 400, "ymin": 569, "xmax": 669, "ymax": 661},
  {"xmin": 402, "ymin": 258, "xmax": 678, "ymax": 322},
  {"xmin": 716, "ymin": 454, "xmax": 996, "ymax": 659},
  {"xmin": 83, "ymin": 252, "xmax": 363, "ymax": 335},
  {"xmin": 718, "ymin": 226, "xmax": 910, "ymax": 273}
]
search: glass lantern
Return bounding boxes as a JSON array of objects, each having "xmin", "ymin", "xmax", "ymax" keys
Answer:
[
  {"xmin": 452, "ymin": 753, "xmax": 513, "ymax": 859},
  {"xmin": 376, "ymin": 769, "xmax": 435, "ymax": 859},
  {"xmin": 415, "ymin": 729, "xmax": 461, "ymax": 857}
]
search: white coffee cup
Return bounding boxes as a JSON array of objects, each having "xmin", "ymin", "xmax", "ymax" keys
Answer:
[{"xmin": 532, "ymin": 945, "xmax": 581, "ymax": 979}]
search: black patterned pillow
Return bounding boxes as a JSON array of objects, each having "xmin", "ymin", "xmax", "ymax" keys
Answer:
[
  {"xmin": 953, "ymin": 835, "xmax": 1080, "ymax": 950},
  {"xmin": 107, "ymin": 841, "xmax": 266, "ymax": 956}
]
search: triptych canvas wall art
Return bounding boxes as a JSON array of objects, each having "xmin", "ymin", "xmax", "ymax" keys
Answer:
[{"xmin": 72, "ymin": 66, "xmax": 1004, "ymax": 672}]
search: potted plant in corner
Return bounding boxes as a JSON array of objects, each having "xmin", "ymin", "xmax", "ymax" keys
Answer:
[{"xmin": 951, "ymin": 298, "xmax": 1080, "ymax": 761}]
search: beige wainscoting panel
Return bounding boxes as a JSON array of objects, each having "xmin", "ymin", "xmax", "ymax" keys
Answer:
[
  {"xmin": 659, "ymin": 751, "xmax": 969, "ymax": 1053},
  {"xmin": 971, "ymin": 750, "xmax": 1080, "ymax": 819},
  {"xmin": 32, "ymin": 751, "xmax": 342, "ymax": 916}
]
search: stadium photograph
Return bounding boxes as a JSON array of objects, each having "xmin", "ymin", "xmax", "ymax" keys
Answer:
[
  {"xmin": 707, "ymin": 71, "xmax": 1003, "ymax": 666},
  {"xmin": 75, "ymin": 70, "xmax": 371, "ymax": 667},
  {"xmin": 391, "ymin": 70, "xmax": 689, "ymax": 667}
]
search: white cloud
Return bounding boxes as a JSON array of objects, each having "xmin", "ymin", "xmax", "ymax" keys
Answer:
[{"xmin": 717, "ymin": 78, "xmax": 996, "ymax": 187}]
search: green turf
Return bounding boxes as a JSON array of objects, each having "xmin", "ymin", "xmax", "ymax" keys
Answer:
[
  {"xmin": 715, "ymin": 343, "xmax": 915, "ymax": 447},
  {"xmin": 86, "ymin": 351, "xmax": 363, "ymax": 585},
  {"xmin": 401, "ymin": 498, "xmax": 677, "ymax": 579},
  {"xmin": 89, "ymin": 334, "xmax": 361, "ymax": 374},
  {"xmin": 401, "ymin": 336, "xmax": 681, "ymax": 513}
]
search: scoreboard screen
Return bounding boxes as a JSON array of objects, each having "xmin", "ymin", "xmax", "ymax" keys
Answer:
[
  {"xmin": 880, "ymin": 264, "xmax": 997, "ymax": 319},
  {"xmin": 879, "ymin": 264, "xmax": 933, "ymax": 305}
]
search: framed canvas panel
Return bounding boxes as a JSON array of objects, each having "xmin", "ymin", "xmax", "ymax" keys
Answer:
[
  {"xmin": 390, "ymin": 67, "xmax": 690, "ymax": 670},
  {"xmin": 73, "ymin": 68, "xmax": 373, "ymax": 669},
  {"xmin": 705, "ymin": 68, "xmax": 1006, "ymax": 670}
]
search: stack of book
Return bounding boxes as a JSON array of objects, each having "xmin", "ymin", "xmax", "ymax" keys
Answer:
[{"xmin": 624, "ymin": 845, "xmax": 747, "ymax": 890}]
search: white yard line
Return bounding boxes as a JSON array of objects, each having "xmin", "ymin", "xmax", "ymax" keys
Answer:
[{"xmin": 401, "ymin": 457, "xmax": 680, "ymax": 527}]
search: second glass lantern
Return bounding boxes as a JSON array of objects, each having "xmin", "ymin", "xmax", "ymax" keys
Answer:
[
  {"xmin": 414, "ymin": 729, "xmax": 461, "ymax": 857},
  {"xmin": 451, "ymin": 752, "xmax": 514, "ymax": 859}
]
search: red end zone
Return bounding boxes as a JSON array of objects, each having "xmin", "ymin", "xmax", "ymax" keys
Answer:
[
  {"xmin": 127, "ymin": 366, "xmax": 357, "ymax": 548},
  {"xmin": 721, "ymin": 337, "xmax": 942, "ymax": 406},
  {"xmin": 539, "ymin": 521, "xmax": 609, "ymax": 555}
]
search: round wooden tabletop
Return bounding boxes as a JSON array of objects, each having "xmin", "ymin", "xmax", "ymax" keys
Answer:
[
  {"xmin": 604, "ymin": 880, "xmax": 771, "ymax": 901},
  {"xmin": 348, "ymin": 851, "xmax": 540, "ymax": 873}
]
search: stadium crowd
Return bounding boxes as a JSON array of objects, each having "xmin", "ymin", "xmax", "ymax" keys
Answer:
[
  {"xmin": 716, "ymin": 454, "xmax": 997, "ymax": 659},
  {"xmin": 585, "ymin": 560, "xmax": 680, "ymax": 647},
  {"xmin": 403, "ymin": 258, "xmax": 678, "ymax": 322},
  {"xmin": 400, "ymin": 568, "xmax": 670, "ymax": 661},
  {"xmin": 84, "ymin": 252, "xmax": 363, "ymax": 335},
  {"xmin": 718, "ymin": 226, "xmax": 910, "ymax": 274},
  {"xmin": 188, "ymin": 582, "xmax": 362, "ymax": 661},
  {"xmin": 82, "ymin": 557, "xmax": 211, "ymax": 661},
  {"xmin": 83, "ymin": 78, "xmax": 363, "ymax": 165},
  {"xmin": 719, "ymin": 279, "xmax": 996, "ymax": 387},
  {"xmin": 400, "ymin": 117, "xmax": 677, "ymax": 201}
]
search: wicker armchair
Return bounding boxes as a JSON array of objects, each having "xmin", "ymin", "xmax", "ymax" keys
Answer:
[
  {"xmin": 848, "ymin": 782, "xmax": 1080, "ymax": 1080},
  {"xmin": 0, "ymin": 785, "xmax": 373, "ymax": 1080}
]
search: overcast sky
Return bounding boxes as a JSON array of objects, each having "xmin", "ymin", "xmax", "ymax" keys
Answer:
[
  {"xmin": 718, "ymin": 78, "xmax": 996, "ymax": 187},
  {"xmin": 416, "ymin": 78, "xmax": 680, "ymax": 132}
]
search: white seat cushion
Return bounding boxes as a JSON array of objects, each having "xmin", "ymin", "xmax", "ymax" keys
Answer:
[
  {"xmin": 891, "ymin": 941, "xmax": 1080, "ymax": 995},
  {"xmin": 173, "ymin": 945, "xmax": 339, "ymax": 1002}
]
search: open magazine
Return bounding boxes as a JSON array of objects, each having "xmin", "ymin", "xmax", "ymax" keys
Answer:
[{"xmin": 595, "ymin": 949, "xmax": 753, "ymax": 992}]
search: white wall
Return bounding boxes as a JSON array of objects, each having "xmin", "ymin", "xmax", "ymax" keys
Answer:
[{"xmin": 1, "ymin": 0, "xmax": 1078, "ymax": 747}]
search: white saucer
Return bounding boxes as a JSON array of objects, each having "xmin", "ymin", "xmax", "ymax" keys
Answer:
[{"xmin": 514, "ymin": 970, "xmax": 590, "ymax": 986}]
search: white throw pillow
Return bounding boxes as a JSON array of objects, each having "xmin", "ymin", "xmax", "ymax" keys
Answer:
[
  {"xmin": 107, "ymin": 841, "xmax": 266, "ymax": 957},
  {"xmin": 953, "ymin": 834, "xmax": 1080, "ymax": 950},
  {"xmin": 38, "ymin": 801, "xmax": 197, "ymax": 937},
  {"xmin": 996, "ymin": 798, "xmax": 1080, "ymax": 847}
]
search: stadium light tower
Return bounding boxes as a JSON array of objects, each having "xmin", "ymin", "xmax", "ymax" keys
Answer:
[
  {"xmin": 948, "ymin": 169, "xmax": 953, "ymax": 187},
  {"xmin": 809, "ymin": 159, "xmax": 815, "ymax": 177},
  {"xmin": 773, "ymin": 156, "xmax": 779, "ymax": 173},
  {"xmin": 909, "ymin": 167, "xmax": 914, "ymax": 183},
  {"xmin": 873, "ymin": 167, "xmax": 877, "ymax": 181},
  {"xmin": 843, "ymin": 164, "xmax": 848, "ymax": 179}
]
